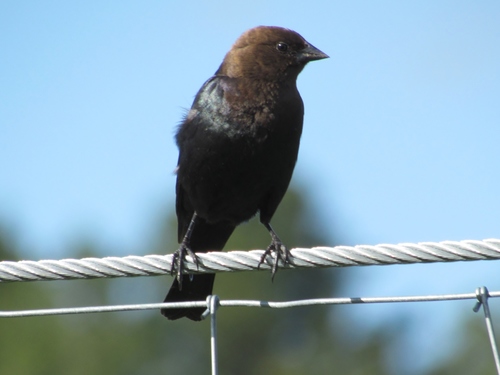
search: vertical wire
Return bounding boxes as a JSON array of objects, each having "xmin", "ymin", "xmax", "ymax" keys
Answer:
[
  {"xmin": 474, "ymin": 286, "xmax": 500, "ymax": 374},
  {"xmin": 208, "ymin": 295, "xmax": 220, "ymax": 375}
]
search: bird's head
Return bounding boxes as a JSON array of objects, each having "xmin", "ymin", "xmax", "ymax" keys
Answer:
[{"xmin": 216, "ymin": 26, "xmax": 328, "ymax": 82}]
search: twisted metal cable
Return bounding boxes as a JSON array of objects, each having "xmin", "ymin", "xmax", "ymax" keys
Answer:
[{"xmin": 1, "ymin": 238, "xmax": 499, "ymax": 283}]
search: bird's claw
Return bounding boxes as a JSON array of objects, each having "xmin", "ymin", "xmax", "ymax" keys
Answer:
[
  {"xmin": 257, "ymin": 239, "xmax": 291, "ymax": 280},
  {"xmin": 170, "ymin": 242, "xmax": 199, "ymax": 290}
]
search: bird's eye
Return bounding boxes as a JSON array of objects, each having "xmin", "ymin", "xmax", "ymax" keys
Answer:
[{"xmin": 276, "ymin": 42, "xmax": 289, "ymax": 52}]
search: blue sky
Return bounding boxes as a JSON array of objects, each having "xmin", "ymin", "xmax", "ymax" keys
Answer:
[{"xmin": 1, "ymin": 1, "xmax": 500, "ymax": 371}]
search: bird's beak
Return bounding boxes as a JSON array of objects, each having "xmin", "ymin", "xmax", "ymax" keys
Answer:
[{"xmin": 299, "ymin": 43, "xmax": 329, "ymax": 63}]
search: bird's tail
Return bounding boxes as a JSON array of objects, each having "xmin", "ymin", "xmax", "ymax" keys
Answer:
[
  {"xmin": 161, "ymin": 274, "xmax": 216, "ymax": 321},
  {"xmin": 161, "ymin": 219, "xmax": 235, "ymax": 321}
]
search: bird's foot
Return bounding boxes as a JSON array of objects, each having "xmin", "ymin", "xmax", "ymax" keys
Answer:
[
  {"xmin": 170, "ymin": 242, "xmax": 199, "ymax": 290},
  {"xmin": 258, "ymin": 237, "xmax": 291, "ymax": 280}
]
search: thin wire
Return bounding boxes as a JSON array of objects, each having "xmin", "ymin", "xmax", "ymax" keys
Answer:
[
  {"xmin": 2, "ymin": 290, "xmax": 500, "ymax": 318},
  {"xmin": 474, "ymin": 287, "xmax": 500, "ymax": 374},
  {"xmin": 209, "ymin": 295, "xmax": 220, "ymax": 375},
  {"xmin": 0, "ymin": 302, "xmax": 194, "ymax": 318},
  {"xmin": 2, "ymin": 288, "xmax": 499, "ymax": 374},
  {"xmin": 1, "ymin": 238, "xmax": 500, "ymax": 283}
]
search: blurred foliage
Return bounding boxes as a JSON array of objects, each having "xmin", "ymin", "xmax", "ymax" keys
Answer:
[
  {"xmin": 427, "ymin": 317, "xmax": 498, "ymax": 375},
  {"xmin": 0, "ymin": 187, "xmax": 498, "ymax": 374}
]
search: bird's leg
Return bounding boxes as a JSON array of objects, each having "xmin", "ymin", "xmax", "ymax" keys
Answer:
[
  {"xmin": 170, "ymin": 212, "xmax": 200, "ymax": 290},
  {"xmin": 258, "ymin": 223, "xmax": 291, "ymax": 280}
]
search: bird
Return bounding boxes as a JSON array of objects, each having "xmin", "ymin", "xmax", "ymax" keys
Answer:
[{"xmin": 161, "ymin": 26, "xmax": 328, "ymax": 320}]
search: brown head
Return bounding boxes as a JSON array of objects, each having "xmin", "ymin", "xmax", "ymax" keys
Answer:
[{"xmin": 216, "ymin": 26, "xmax": 328, "ymax": 82}]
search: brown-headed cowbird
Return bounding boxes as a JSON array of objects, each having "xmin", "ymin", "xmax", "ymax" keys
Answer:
[{"xmin": 161, "ymin": 26, "xmax": 328, "ymax": 321}]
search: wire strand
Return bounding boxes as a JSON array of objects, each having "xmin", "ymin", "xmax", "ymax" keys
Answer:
[
  {"xmin": 2, "ymin": 289, "xmax": 500, "ymax": 318},
  {"xmin": 1, "ymin": 238, "xmax": 499, "ymax": 283}
]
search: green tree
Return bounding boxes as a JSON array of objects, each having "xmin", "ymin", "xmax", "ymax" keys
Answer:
[
  {"xmin": 0, "ymin": 187, "xmax": 394, "ymax": 374},
  {"xmin": 427, "ymin": 316, "xmax": 499, "ymax": 375}
]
